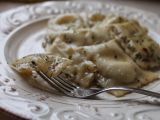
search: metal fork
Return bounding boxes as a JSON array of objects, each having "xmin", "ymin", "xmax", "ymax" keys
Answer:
[{"xmin": 35, "ymin": 70, "xmax": 160, "ymax": 98}]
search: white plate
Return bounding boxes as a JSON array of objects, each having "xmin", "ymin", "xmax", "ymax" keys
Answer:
[{"xmin": 1, "ymin": 1, "xmax": 160, "ymax": 120}]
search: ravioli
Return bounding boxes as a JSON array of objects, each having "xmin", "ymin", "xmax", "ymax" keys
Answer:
[
  {"xmin": 74, "ymin": 40, "xmax": 159, "ymax": 96},
  {"xmin": 12, "ymin": 54, "xmax": 73, "ymax": 91},
  {"xmin": 12, "ymin": 13, "xmax": 160, "ymax": 97}
]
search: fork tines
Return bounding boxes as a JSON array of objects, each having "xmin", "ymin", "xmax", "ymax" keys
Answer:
[{"xmin": 36, "ymin": 70, "xmax": 77, "ymax": 96}]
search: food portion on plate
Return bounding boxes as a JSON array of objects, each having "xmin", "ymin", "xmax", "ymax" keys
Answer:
[{"xmin": 12, "ymin": 13, "xmax": 160, "ymax": 97}]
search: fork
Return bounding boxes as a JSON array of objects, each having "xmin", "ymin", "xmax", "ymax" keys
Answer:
[{"xmin": 35, "ymin": 70, "xmax": 160, "ymax": 99}]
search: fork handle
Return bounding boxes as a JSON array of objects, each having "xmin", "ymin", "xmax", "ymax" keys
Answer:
[{"xmin": 100, "ymin": 87, "xmax": 160, "ymax": 98}]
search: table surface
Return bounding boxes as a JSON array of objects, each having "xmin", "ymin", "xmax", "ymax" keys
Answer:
[{"xmin": 0, "ymin": 0, "xmax": 160, "ymax": 120}]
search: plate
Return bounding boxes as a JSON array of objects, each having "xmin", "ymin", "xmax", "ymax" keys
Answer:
[{"xmin": 1, "ymin": 1, "xmax": 160, "ymax": 120}]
